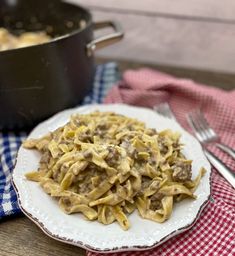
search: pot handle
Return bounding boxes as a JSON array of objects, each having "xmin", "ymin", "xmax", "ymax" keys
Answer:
[{"xmin": 87, "ymin": 20, "xmax": 124, "ymax": 56}]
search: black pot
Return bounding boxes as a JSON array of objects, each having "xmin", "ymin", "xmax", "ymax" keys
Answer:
[{"xmin": 0, "ymin": 0, "xmax": 123, "ymax": 130}]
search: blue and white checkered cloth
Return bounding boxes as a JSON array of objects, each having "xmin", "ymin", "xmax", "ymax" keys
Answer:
[{"xmin": 0, "ymin": 62, "xmax": 119, "ymax": 219}]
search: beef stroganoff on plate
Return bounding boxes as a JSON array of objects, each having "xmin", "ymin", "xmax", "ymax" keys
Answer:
[{"xmin": 23, "ymin": 111, "xmax": 205, "ymax": 230}]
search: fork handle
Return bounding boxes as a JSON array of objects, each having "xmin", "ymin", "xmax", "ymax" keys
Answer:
[
  {"xmin": 216, "ymin": 143, "xmax": 235, "ymax": 160},
  {"xmin": 204, "ymin": 149, "xmax": 235, "ymax": 189}
]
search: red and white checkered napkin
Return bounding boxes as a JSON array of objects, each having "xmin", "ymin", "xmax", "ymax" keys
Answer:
[{"xmin": 87, "ymin": 69, "xmax": 235, "ymax": 256}]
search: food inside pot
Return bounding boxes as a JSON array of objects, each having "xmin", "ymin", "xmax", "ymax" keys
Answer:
[{"xmin": 0, "ymin": 27, "xmax": 51, "ymax": 51}]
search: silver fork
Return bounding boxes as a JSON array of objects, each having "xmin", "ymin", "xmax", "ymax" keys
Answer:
[
  {"xmin": 153, "ymin": 103, "xmax": 177, "ymax": 121},
  {"xmin": 187, "ymin": 110, "xmax": 235, "ymax": 159},
  {"xmin": 154, "ymin": 102, "xmax": 235, "ymax": 189}
]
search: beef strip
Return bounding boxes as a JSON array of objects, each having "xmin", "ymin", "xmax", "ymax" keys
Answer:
[
  {"xmin": 172, "ymin": 161, "xmax": 192, "ymax": 182},
  {"xmin": 105, "ymin": 146, "xmax": 119, "ymax": 166},
  {"xmin": 158, "ymin": 136, "xmax": 168, "ymax": 155}
]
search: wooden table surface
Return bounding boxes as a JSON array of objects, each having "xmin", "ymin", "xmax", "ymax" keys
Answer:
[{"xmin": 0, "ymin": 59, "xmax": 234, "ymax": 256}]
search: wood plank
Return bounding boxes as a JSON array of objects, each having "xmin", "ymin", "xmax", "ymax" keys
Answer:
[
  {"xmin": 68, "ymin": 0, "xmax": 235, "ymax": 22},
  {"xmin": 89, "ymin": 10, "xmax": 235, "ymax": 73},
  {"xmin": 97, "ymin": 58, "xmax": 235, "ymax": 90},
  {"xmin": 0, "ymin": 216, "xmax": 85, "ymax": 256}
]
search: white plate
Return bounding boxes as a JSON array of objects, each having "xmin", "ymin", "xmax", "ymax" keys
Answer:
[{"xmin": 12, "ymin": 104, "xmax": 211, "ymax": 253}]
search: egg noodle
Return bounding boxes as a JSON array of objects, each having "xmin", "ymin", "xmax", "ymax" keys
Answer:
[
  {"xmin": 0, "ymin": 28, "xmax": 51, "ymax": 51},
  {"xmin": 23, "ymin": 111, "xmax": 205, "ymax": 230}
]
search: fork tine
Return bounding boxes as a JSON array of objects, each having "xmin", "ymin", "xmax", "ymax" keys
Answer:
[
  {"xmin": 153, "ymin": 103, "xmax": 177, "ymax": 121},
  {"xmin": 196, "ymin": 110, "xmax": 218, "ymax": 139},
  {"xmin": 192, "ymin": 110, "xmax": 217, "ymax": 143},
  {"xmin": 187, "ymin": 114, "xmax": 204, "ymax": 142},
  {"xmin": 195, "ymin": 110, "xmax": 210, "ymax": 139},
  {"xmin": 188, "ymin": 110, "xmax": 235, "ymax": 160},
  {"xmin": 192, "ymin": 110, "xmax": 209, "ymax": 142},
  {"xmin": 189, "ymin": 110, "xmax": 212, "ymax": 143},
  {"xmin": 190, "ymin": 112, "xmax": 206, "ymax": 140}
]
